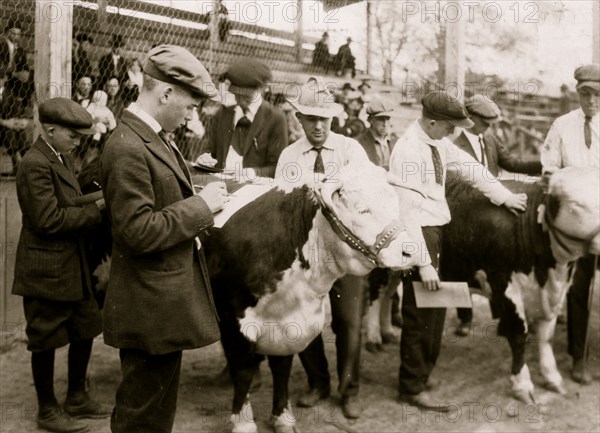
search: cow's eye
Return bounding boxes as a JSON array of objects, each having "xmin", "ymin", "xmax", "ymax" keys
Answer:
[{"xmin": 358, "ymin": 208, "xmax": 371, "ymax": 214}]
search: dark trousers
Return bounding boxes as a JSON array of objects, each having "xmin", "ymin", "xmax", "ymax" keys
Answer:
[
  {"xmin": 399, "ymin": 226, "xmax": 446, "ymax": 395},
  {"xmin": 568, "ymin": 254, "xmax": 596, "ymax": 361},
  {"xmin": 298, "ymin": 274, "xmax": 367, "ymax": 398},
  {"xmin": 111, "ymin": 349, "xmax": 182, "ymax": 433},
  {"xmin": 457, "ymin": 307, "xmax": 473, "ymax": 323}
]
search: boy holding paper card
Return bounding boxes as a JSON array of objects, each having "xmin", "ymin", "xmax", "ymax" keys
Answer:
[{"xmin": 389, "ymin": 91, "xmax": 528, "ymax": 411}]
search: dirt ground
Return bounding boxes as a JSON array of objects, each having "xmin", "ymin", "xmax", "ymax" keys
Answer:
[{"xmin": 2, "ymin": 281, "xmax": 599, "ymax": 433}]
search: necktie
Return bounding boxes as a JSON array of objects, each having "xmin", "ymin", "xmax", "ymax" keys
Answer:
[
  {"xmin": 430, "ymin": 145, "xmax": 443, "ymax": 185},
  {"xmin": 159, "ymin": 130, "xmax": 189, "ymax": 179},
  {"xmin": 313, "ymin": 147, "xmax": 325, "ymax": 174},
  {"xmin": 231, "ymin": 115, "xmax": 251, "ymax": 155},
  {"xmin": 478, "ymin": 134, "xmax": 488, "ymax": 166},
  {"xmin": 584, "ymin": 116, "xmax": 592, "ymax": 149}
]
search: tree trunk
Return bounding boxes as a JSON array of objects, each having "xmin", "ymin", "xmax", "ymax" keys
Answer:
[{"xmin": 383, "ymin": 59, "xmax": 393, "ymax": 85}]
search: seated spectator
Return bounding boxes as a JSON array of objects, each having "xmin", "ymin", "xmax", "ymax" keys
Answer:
[
  {"xmin": 105, "ymin": 77, "xmax": 126, "ymax": 121},
  {"xmin": 87, "ymin": 90, "xmax": 117, "ymax": 142},
  {"xmin": 0, "ymin": 61, "xmax": 34, "ymax": 175},
  {"xmin": 312, "ymin": 32, "xmax": 331, "ymax": 72},
  {"xmin": 125, "ymin": 58, "xmax": 143, "ymax": 90},
  {"xmin": 73, "ymin": 75, "xmax": 93, "ymax": 108}
]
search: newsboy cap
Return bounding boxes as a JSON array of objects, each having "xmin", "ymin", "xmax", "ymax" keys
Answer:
[
  {"xmin": 574, "ymin": 64, "xmax": 600, "ymax": 91},
  {"xmin": 465, "ymin": 95, "xmax": 501, "ymax": 123},
  {"xmin": 143, "ymin": 44, "xmax": 220, "ymax": 101},
  {"xmin": 225, "ymin": 59, "xmax": 272, "ymax": 93},
  {"xmin": 422, "ymin": 91, "xmax": 474, "ymax": 129},
  {"xmin": 286, "ymin": 78, "xmax": 343, "ymax": 118},
  {"xmin": 38, "ymin": 98, "xmax": 95, "ymax": 134},
  {"xmin": 367, "ymin": 97, "xmax": 395, "ymax": 117}
]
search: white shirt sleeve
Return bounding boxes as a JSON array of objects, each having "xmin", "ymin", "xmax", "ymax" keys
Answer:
[
  {"xmin": 444, "ymin": 140, "xmax": 512, "ymax": 206},
  {"xmin": 540, "ymin": 120, "xmax": 563, "ymax": 173}
]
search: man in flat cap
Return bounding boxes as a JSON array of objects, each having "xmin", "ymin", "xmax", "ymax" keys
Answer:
[
  {"xmin": 356, "ymin": 97, "xmax": 396, "ymax": 169},
  {"xmin": 100, "ymin": 45, "xmax": 228, "ymax": 433},
  {"xmin": 276, "ymin": 79, "xmax": 372, "ymax": 419},
  {"xmin": 195, "ymin": 58, "xmax": 288, "ymax": 179},
  {"xmin": 390, "ymin": 91, "xmax": 527, "ymax": 411},
  {"xmin": 12, "ymin": 97, "xmax": 110, "ymax": 432},
  {"xmin": 453, "ymin": 94, "xmax": 542, "ymax": 336},
  {"xmin": 541, "ymin": 63, "xmax": 599, "ymax": 385}
]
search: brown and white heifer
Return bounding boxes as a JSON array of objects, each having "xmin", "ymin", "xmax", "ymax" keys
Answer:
[
  {"xmin": 204, "ymin": 163, "xmax": 420, "ymax": 433},
  {"xmin": 441, "ymin": 167, "xmax": 600, "ymax": 403}
]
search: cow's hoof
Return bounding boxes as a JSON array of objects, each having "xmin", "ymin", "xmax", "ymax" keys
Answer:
[
  {"xmin": 231, "ymin": 401, "xmax": 257, "ymax": 433},
  {"xmin": 365, "ymin": 341, "xmax": 382, "ymax": 353},
  {"xmin": 512, "ymin": 389, "xmax": 537, "ymax": 404},
  {"xmin": 382, "ymin": 332, "xmax": 400, "ymax": 344},
  {"xmin": 271, "ymin": 403, "xmax": 298, "ymax": 433},
  {"xmin": 542, "ymin": 381, "xmax": 567, "ymax": 395}
]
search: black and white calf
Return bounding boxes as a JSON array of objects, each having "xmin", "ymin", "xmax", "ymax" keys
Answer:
[
  {"xmin": 204, "ymin": 163, "xmax": 420, "ymax": 433},
  {"xmin": 440, "ymin": 167, "xmax": 600, "ymax": 403}
]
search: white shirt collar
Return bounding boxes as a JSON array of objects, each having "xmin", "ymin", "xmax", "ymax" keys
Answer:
[
  {"xmin": 415, "ymin": 120, "xmax": 442, "ymax": 147},
  {"xmin": 42, "ymin": 138, "xmax": 62, "ymax": 161},
  {"xmin": 127, "ymin": 102, "xmax": 162, "ymax": 133},
  {"xmin": 233, "ymin": 95, "xmax": 263, "ymax": 125}
]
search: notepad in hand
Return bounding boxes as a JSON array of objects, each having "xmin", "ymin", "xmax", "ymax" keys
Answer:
[
  {"xmin": 69, "ymin": 191, "xmax": 104, "ymax": 206},
  {"xmin": 413, "ymin": 281, "xmax": 472, "ymax": 308}
]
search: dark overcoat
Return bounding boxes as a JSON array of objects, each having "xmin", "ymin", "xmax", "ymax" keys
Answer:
[
  {"xmin": 100, "ymin": 110, "xmax": 219, "ymax": 355},
  {"xmin": 12, "ymin": 138, "xmax": 102, "ymax": 301}
]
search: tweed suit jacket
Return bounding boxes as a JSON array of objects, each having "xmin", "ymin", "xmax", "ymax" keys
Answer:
[
  {"xmin": 12, "ymin": 138, "xmax": 102, "ymax": 301},
  {"xmin": 100, "ymin": 110, "xmax": 220, "ymax": 354},
  {"xmin": 207, "ymin": 101, "xmax": 288, "ymax": 178},
  {"xmin": 356, "ymin": 129, "xmax": 395, "ymax": 170},
  {"xmin": 454, "ymin": 131, "xmax": 542, "ymax": 177}
]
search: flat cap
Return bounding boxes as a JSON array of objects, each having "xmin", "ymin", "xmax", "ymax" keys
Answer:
[
  {"xmin": 574, "ymin": 64, "xmax": 600, "ymax": 91},
  {"xmin": 38, "ymin": 98, "xmax": 95, "ymax": 134},
  {"xmin": 143, "ymin": 44, "xmax": 220, "ymax": 101},
  {"xmin": 225, "ymin": 59, "xmax": 272, "ymax": 92},
  {"xmin": 367, "ymin": 97, "xmax": 394, "ymax": 117},
  {"xmin": 465, "ymin": 95, "xmax": 501, "ymax": 122},
  {"xmin": 286, "ymin": 78, "xmax": 343, "ymax": 118},
  {"xmin": 422, "ymin": 91, "xmax": 474, "ymax": 129}
]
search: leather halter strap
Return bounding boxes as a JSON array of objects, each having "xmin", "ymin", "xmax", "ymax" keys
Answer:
[{"xmin": 314, "ymin": 189, "xmax": 404, "ymax": 266}]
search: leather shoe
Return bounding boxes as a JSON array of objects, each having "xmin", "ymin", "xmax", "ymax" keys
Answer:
[
  {"xmin": 425, "ymin": 377, "xmax": 441, "ymax": 391},
  {"xmin": 63, "ymin": 399, "xmax": 112, "ymax": 419},
  {"xmin": 297, "ymin": 387, "xmax": 330, "ymax": 408},
  {"xmin": 37, "ymin": 406, "xmax": 90, "ymax": 432},
  {"xmin": 571, "ymin": 359, "xmax": 593, "ymax": 384},
  {"xmin": 398, "ymin": 391, "xmax": 451, "ymax": 412},
  {"xmin": 455, "ymin": 322, "xmax": 470, "ymax": 337},
  {"xmin": 341, "ymin": 396, "xmax": 362, "ymax": 419}
]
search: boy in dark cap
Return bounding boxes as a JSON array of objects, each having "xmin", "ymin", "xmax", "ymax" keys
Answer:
[
  {"xmin": 100, "ymin": 44, "xmax": 227, "ymax": 433},
  {"xmin": 453, "ymin": 94, "xmax": 542, "ymax": 336},
  {"xmin": 12, "ymin": 97, "xmax": 110, "ymax": 433},
  {"xmin": 389, "ymin": 91, "xmax": 527, "ymax": 411},
  {"xmin": 195, "ymin": 58, "xmax": 288, "ymax": 179},
  {"xmin": 541, "ymin": 63, "xmax": 599, "ymax": 384}
]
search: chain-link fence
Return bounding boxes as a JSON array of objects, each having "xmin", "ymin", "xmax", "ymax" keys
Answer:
[{"xmin": 1, "ymin": 0, "xmax": 365, "ymax": 175}]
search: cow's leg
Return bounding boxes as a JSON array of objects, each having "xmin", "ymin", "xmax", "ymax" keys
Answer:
[
  {"xmin": 364, "ymin": 268, "xmax": 388, "ymax": 352},
  {"xmin": 381, "ymin": 272, "xmax": 402, "ymax": 344},
  {"xmin": 537, "ymin": 316, "xmax": 566, "ymax": 394},
  {"xmin": 217, "ymin": 315, "xmax": 260, "ymax": 433},
  {"xmin": 497, "ymin": 273, "xmax": 536, "ymax": 404},
  {"xmin": 267, "ymin": 355, "xmax": 297, "ymax": 433}
]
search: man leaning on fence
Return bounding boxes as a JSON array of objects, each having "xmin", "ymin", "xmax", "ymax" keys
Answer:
[{"xmin": 540, "ymin": 63, "xmax": 600, "ymax": 385}]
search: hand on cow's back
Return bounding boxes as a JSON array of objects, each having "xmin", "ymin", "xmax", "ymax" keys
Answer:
[
  {"xmin": 197, "ymin": 181, "xmax": 228, "ymax": 213},
  {"xmin": 503, "ymin": 193, "xmax": 528, "ymax": 216}
]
